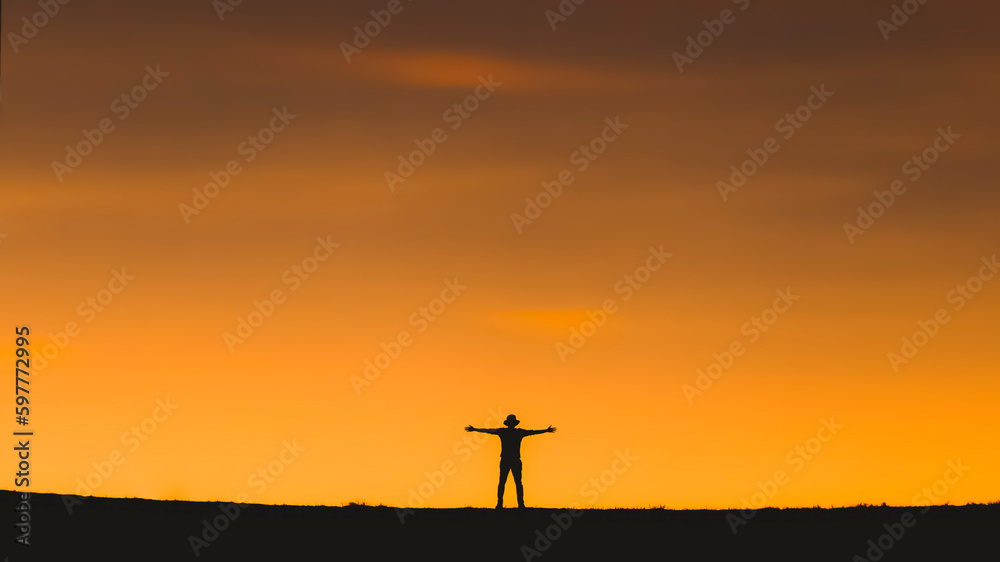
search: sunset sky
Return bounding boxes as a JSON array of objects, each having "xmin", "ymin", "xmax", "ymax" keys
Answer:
[{"xmin": 2, "ymin": 0, "xmax": 999, "ymax": 511}]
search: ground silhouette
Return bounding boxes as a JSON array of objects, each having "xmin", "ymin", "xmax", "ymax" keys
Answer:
[{"xmin": 3, "ymin": 491, "xmax": 999, "ymax": 561}]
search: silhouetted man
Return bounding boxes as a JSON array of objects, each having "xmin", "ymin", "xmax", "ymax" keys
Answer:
[{"xmin": 465, "ymin": 414, "xmax": 556, "ymax": 509}]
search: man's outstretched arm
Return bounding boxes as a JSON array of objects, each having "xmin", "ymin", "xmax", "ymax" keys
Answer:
[
  {"xmin": 525, "ymin": 425, "xmax": 557, "ymax": 435},
  {"xmin": 465, "ymin": 425, "xmax": 501, "ymax": 434}
]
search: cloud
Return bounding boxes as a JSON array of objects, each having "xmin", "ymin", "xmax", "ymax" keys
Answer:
[{"xmin": 340, "ymin": 50, "xmax": 656, "ymax": 94}]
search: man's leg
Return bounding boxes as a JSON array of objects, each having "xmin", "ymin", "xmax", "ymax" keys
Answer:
[
  {"xmin": 497, "ymin": 461, "xmax": 510, "ymax": 508},
  {"xmin": 512, "ymin": 459, "xmax": 525, "ymax": 508}
]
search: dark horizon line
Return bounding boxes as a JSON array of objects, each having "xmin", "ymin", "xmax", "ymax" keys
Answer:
[{"xmin": 4, "ymin": 489, "xmax": 997, "ymax": 513}]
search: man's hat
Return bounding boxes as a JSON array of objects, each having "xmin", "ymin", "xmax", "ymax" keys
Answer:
[{"xmin": 503, "ymin": 414, "xmax": 519, "ymax": 427}]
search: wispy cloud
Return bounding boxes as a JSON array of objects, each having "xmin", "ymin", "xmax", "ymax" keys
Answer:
[{"xmin": 340, "ymin": 50, "xmax": 657, "ymax": 94}]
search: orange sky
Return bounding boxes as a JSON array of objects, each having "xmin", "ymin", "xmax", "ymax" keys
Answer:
[{"xmin": 2, "ymin": 0, "xmax": 999, "ymax": 510}]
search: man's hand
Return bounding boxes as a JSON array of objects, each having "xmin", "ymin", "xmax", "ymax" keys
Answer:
[
  {"xmin": 465, "ymin": 425, "xmax": 476, "ymax": 432},
  {"xmin": 546, "ymin": 425, "xmax": 556, "ymax": 433}
]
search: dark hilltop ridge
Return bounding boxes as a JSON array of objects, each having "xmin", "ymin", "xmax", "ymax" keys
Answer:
[{"xmin": 3, "ymin": 491, "xmax": 998, "ymax": 561}]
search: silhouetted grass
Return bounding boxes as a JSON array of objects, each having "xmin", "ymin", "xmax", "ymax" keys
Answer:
[{"xmin": 3, "ymin": 491, "xmax": 997, "ymax": 561}]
